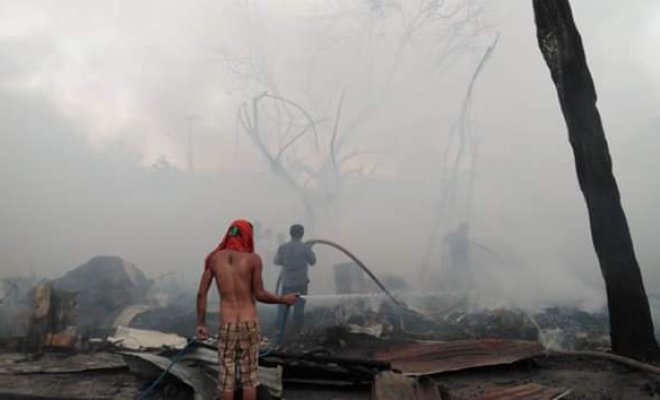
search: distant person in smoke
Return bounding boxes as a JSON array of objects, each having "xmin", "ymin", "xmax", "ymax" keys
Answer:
[
  {"xmin": 274, "ymin": 224, "xmax": 316, "ymax": 333},
  {"xmin": 196, "ymin": 219, "xmax": 298, "ymax": 400},
  {"xmin": 443, "ymin": 222, "xmax": 474, "ymax": 291}
]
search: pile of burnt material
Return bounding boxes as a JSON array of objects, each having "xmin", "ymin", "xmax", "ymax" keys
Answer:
[{"xmin": 52, "ymin": 256, "xmax": 152, "ymax": 335}]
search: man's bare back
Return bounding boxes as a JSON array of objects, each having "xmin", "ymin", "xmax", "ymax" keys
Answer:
[
  {"xmin": 212, "ymin": 250, "xmax": 268, "ymax": 322},
  {"xmin": 196, "ymin": 249, "xmax": 297, "ymax": 339}
]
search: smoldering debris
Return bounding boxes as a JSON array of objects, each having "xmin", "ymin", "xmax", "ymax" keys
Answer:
[
  {"xmin": 0, "ymin": 257, "xmax": 656, "ymax": 399},
  {"xmin": 52, "ymin": 256, "xmax": 152, "ymax": 334},
  {"xmin": 289, "ymin": 292, "xmax": 610, "ymax": 352},
  {"xmin": 27, "ymin": 282, "xmax": 78, "ymax": 352},
  {"xmin": 0, "ymin": 276, "xmax": 37, "ymax": 340}
]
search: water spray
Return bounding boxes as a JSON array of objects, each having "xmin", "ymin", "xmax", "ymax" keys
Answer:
[{"xmin": 305, "ymin": 239, "xmax": 402, "ymax": 306}]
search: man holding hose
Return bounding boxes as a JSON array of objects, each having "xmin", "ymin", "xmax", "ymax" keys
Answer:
[
  {"xmin": 196, "ymin": 219, "xmax": 298, "ymax": 400},
  {"xmin": 274, "ymin": 224, "xmax": 316, "ymax": 333}
]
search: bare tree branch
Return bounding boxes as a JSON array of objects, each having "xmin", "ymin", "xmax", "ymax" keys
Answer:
[
  {"xmin": 262, "ymin": 93, "xmax": 320, "ymax": 152},
  {"xmin": 276, "ymin": 119, "xmax": 324, "ymax": 162},
  {"xmin": 330, "ymin": 88, "xmax": 347, "ymax": 171}
]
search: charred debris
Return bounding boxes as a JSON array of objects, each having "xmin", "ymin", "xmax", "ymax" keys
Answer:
[{"xmin": 2, "ymin": 256, "xmax": 660, "ymax": 399}]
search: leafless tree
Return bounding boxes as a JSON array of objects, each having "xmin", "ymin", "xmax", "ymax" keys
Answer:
[{"xmin": 221, "ymin": 0, "xmax": 486, "ymax": 228}]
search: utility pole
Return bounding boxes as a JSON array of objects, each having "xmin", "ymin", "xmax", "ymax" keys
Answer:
[{"xmin": 185, "ymin": 115, "xmax": 202, "ymax": 172}]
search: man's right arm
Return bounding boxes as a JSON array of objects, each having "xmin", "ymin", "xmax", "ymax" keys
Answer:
[
  {"xmin": 196, "ymin": 268, "xmax": 214, "ymax": 340},
  {"xmin": 253, "ymin": 255, "xmax": 297, "ymax": 305}
]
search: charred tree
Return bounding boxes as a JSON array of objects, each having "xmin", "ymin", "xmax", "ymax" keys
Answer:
[{"xmin": 533, "ymin": 0, "xmax": 658, "ymax": 360}]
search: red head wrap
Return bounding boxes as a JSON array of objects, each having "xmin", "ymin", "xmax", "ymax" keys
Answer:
[{"xmin": 204, "ymin": 219, "xmax": 254, "ymax": 270}]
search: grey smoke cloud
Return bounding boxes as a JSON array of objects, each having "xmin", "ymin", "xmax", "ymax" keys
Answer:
[{"xmin": 0, "ymin": 1, "xmax": 658, "ymax": 310}]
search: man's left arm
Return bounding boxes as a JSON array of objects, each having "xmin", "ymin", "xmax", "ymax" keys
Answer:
[
  {"xmin": 196, "ymin": 268, "xmax": 214, "ymax": 340},
  {"xmin": 306, "ymin": 245, "xmax": 317, "ymax": 266}
]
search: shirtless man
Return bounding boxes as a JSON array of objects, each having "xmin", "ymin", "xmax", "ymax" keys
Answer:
[{"xmin": 196, "ymin": 219, "xmax": 298, "ymax": 400}]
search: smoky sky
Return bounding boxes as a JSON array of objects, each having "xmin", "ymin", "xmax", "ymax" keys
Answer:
[{"xmin": 1, "ymin": 1, "xmax": 659, "ymax": 310}]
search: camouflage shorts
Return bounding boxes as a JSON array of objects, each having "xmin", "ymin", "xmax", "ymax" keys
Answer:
[{"xmin": 217, "ymin": 320, "xmax": 260, "ymax": 392}]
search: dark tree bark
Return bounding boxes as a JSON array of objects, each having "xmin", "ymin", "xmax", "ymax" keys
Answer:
[{"xmin": 533, "ymin": 0, "xmax": 658, "ymax": 360}]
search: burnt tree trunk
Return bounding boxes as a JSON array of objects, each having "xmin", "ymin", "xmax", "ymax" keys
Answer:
[{"xmin": 533, "ymin": 0, "xmax": 658, "ymax": 360}]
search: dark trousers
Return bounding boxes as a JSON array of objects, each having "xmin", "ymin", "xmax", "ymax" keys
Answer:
[{"xmin": 276, "ymin": 284, "xmax": 308, "ymax": 333}]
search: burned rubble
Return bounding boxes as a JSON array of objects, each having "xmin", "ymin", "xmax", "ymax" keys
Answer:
[
  {"xmin": 0, "ymin": 256, "xmax": 659, "ymax": 399},
  {"xmin": 0, "ymin": 276, "xmax": 36, "ymax": 342},
  {"xmin": 53, "ymin": 256, "xmax": 152, "ymax": 335}
]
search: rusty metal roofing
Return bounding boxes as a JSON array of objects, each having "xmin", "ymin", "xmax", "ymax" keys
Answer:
[
  {"xmin": 372, "ymin": 371, "xmax": 442, "ymax": 400},
  {"xmin": 374, "ymin": 339, "xmax": 545, "ymax": 376},
  {"xmin": 475, "ymin": 383, "xmax": 568, "ymax": 400}
]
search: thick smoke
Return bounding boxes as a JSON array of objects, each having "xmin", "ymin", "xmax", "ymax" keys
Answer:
[{"xmin": 0, "ymin": 1, "xmax": 659, "ymax": 311}]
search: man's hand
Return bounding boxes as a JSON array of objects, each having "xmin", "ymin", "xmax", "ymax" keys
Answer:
[
  {"xmin": 196, "ymin": 269, "xmax": 213, "ymax": 341},
  {"xmin": 281, "ymin": 293, "xmax": 299, "ymax": 305},
  {"xmin": 196, "ymin": 323, "xmax": 209, "ymax": 340}
]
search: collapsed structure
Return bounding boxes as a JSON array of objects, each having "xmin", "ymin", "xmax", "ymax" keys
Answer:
[{"xmin": 2, "ymin": 255, "xmax": 660, "ymax": 399}]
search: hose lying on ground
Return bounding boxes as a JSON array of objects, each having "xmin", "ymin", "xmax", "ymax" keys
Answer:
[
  {"xmin": 138, "ymin": 306, "xmax": 291, "ymax": 399},
  {"xmin": 545, "ymin": 349, "xmax": 660, "ymax": 376},
  {"xmin": 142, "ymin": 239, "xmax": 392, "ymax": 398},
  {"xmin": 137, "ymin": 338, "xmax": 197, "ymax": 400},
  {"xmin": 521, "ymin": 307, "xmax": 660, "ymax": 376}
]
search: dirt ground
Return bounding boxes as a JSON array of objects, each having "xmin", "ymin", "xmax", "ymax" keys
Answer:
[
  {"xmin": 0, "ymin": 371, "xmax": 147, "ymax": 399},
  {"xmin": 281, "ymin": 384, "xmax": 371, "ymax": 400},
  {"xmin": 283, "ymin": 359, "xmax": 660, "ymax": 400},
  {"xmin": 436, "ymin": 355, "xmax": 660, "ymax": 399}
]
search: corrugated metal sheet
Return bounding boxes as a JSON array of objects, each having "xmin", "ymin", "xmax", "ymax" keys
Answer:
[
  {"xmin": 113, "ymin": 304, "xmax": 154, "ymax": 327},
  {"xmin": 0, "ymin": 353, "xmax": 126, "ymax": 375},
  {"xmin": 108, "ymin": 326, "xmax": 187, "ymax": 350},
  {"xmin": 372, "ymin": 371, "xmax": 443, "ymax": 400},
  {"xmin": 374, "ymin": 339, "xmax": 545, "ymax": 376},
  {"xmin": 475, "ymin": 383, "xmax": 569, "ymax": 400},
  {"xmin": 122, "ymin": 351, "xmax": 217, "ymax": 400}
]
